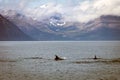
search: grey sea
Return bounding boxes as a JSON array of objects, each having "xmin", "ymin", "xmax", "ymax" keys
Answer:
[{"xmin": 0, "ymin": 41, "xmax": 120, "ymax": 80}]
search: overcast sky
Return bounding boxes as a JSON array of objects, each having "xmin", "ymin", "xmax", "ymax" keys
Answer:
[
  {"xmin": 0, "ymin": 0, "xmax": 120, "ymax": 22},
  {"xmin": 0, "ymin": 0, "xmax": 82, "ymax": 8}
]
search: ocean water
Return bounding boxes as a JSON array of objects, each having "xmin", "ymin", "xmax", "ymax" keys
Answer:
[{"xmin": 0, "ymin": 41, "xmax": 120, "ymax": 80}]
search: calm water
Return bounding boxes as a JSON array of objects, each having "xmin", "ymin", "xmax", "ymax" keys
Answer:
[
  {"xmin": 0, "ymin": 41, "xmax": 120, "ymax": 59},
  {"xmin": 0, "ymin": 41, "xmax": 120, "ymax": 80}
]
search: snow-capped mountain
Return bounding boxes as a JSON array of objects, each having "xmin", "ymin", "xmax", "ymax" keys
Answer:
[
  {"xmin": 0, "ymin": 10, "xmax": 70, "ymax": 40},
  {"xmin": 49, "ymin": 13, "xmax": 66, "ymax": 27},
  {"xmin": 0, "ymin": 9, "xmax": 120, "ymax": 40}
]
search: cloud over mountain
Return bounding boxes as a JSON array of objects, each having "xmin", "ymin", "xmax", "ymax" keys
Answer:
[
  {"xmin": 0, "ymin": 0, "xmax": 120, "ymax": 22},
  {"xmin": 0, "ymin": 8, "xmax": 120, "ymax": 40},
  {"xmin": 0, "ymin": 0, "xmax": 120, "ymax": 40}
]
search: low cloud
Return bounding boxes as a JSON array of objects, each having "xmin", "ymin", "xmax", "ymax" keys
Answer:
[
  {"xmin": 1, "ymin": 0, "xmax": 120, "ymax": 22},
  {"xmin": 24, "ymin": 0, "xmax": 120, "ymax": 22},
  {"xmin": 24, "ymin": 3, "xmax": 64, "ymax": 20},
  {"xmin": 64, "ymin": 0, "xmax": 120, "ymax": 22}
]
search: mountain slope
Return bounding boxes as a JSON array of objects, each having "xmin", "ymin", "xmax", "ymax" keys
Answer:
[
  {"xmin": 1, "ymin": 9, "xmax": 120, "ymax": 41},
  {"xmin": 74, "ymin": 15, "xmax": 120, "ymax": 40},
  {"xmin": 0, "ymin": 14, "xmax": 33, "ymax": 41},
  {"xmin": 0, "ymin": 11, "xmax": 71, "ymax": 40}
]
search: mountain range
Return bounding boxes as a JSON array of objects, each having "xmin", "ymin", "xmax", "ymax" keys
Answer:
[{"xmin": 0, "ymin": 10, "xmax": 120, "ymax": 41}]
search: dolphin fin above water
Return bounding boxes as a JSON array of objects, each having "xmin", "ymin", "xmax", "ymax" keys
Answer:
[{"xmin": 54, "ymin": 55, "xmax": 66, "ymax": 61}]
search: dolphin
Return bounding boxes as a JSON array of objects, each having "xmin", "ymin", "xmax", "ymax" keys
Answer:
[{"xmin": 54, "ymin": 55, "xmax": 66, "ymax": 61}]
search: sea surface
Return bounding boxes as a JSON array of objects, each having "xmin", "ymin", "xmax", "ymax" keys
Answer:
[{"xmin": 0, "ymin": 41, "xmax": 120, "ymax": 80}]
